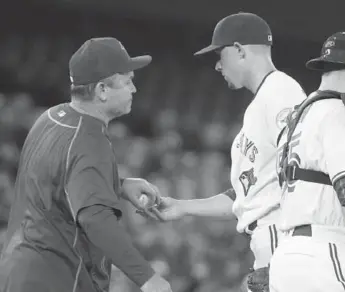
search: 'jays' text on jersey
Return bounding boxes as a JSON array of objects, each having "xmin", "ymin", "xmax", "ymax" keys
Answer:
[
  {"xmin": 231, "ymin": 71, "xmax": 307, "ymax": 232},
  {"xmin": 277, "ymin": 97, "xmax": 345, "ymax": 232},
  {"xmin": 0, "ymin": 103, "xmax": 123, "ymax": 292}
]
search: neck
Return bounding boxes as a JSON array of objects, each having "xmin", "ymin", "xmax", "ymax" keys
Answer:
[
  {"xmin": 318, "ymin": 70, "xmax": 345, "ymax": 93},
  {"xmin": 244, "ymin": 58, "xmax": 276, "ymax": 94},
  {"xmin": 69, "ymin": 99, "xmax": 110, "ymax": 125}
]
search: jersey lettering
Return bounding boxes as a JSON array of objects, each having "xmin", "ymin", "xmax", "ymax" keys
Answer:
[
  {"xmin": 236, "ymin": 132, "xmax": 258, "ymax": 163},
  {"xmin": 248, "ymin": 146, "xmax": 259, "ymax": 163}
]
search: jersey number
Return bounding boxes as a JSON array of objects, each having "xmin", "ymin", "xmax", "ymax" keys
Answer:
[{"xmin": 277, "ymin": 132, "xmax": 302, "ymax": 193}]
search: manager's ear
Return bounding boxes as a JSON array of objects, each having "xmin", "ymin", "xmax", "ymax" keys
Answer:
[
  {"xmin": 94, "ymin": 82, "xmax": 108, "ymax": 102},
  {"xmin": 233, "ymin": 42, "xmax": 246, "ymax": 59}
]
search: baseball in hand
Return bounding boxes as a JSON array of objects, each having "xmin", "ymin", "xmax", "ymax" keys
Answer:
[{"xmin": 139, "ymin": 194, "xmax": 151, "ymax": 208}]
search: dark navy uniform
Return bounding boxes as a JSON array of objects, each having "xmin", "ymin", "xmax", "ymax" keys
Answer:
[{"xmin": 0, "ymin": 103, "xmax": 123, "ymax": 292}]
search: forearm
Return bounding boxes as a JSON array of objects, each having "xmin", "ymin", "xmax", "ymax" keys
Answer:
[
  {"xmin": 181, "ymin": 190, "xmax": 235, "ymax": 218},
  {"xmin": 78, "ymin": 205, "xmax": 154, "ymax": 287}
]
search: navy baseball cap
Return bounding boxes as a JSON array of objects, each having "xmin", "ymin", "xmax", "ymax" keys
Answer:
[
  {"xmin": 194, "ymin": 12, "xmax": 273, "ymax": 56},
  {"xmin": 306, "ymin": 32, "xmax": 345, "ymax": 72},
  {"xmin": 69, "ymin": 37, "xmax": 152, "ymax": 85}
]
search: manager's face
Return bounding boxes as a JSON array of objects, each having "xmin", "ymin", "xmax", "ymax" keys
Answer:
[{"xmin": 100, "ymin": 72, "xmax": 137, "ymax": 118}]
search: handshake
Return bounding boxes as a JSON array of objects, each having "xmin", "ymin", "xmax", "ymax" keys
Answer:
[
  {"xmin": 121, "ymin": 178, "xmax": 234, "ymax": 222},
  {"xmin": 120, "ymin": 177, "xmax": 186, "ymax": 222}
]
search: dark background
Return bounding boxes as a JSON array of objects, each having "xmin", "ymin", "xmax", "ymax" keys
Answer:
[{"xmin": 0, "ymin": 1, "xmax": 344, "ymax": 291}]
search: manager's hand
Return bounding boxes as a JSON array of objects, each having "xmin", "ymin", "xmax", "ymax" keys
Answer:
[
  {"xmin": 120, "ymin": 178, "xmax": 161, "ymax": 219},
  {"xmin": 141, "ymin": 273, "xmax": 172, "ymax": 292},
  {"xmin": 136, "ymin": 196, "xmax": 187, "ymax": 222}
]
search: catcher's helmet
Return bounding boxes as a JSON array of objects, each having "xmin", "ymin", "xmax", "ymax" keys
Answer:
[{"xmin": 306, "ymin": 32, "xmax": 345, "ymax": 72}]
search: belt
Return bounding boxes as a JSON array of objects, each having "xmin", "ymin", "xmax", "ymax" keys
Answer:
[{"xmin": 292, "ymin": 224, "xmax": 312, "ymax": 237}]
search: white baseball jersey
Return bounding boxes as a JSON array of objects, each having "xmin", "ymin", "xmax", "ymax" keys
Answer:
[
  {"xmin": 231, "ymin": 71, "xmax": 307, "ymax": 233},
  {"xmin": 277, "ymin": 97, "xmax": 345, "ymax": 232}
]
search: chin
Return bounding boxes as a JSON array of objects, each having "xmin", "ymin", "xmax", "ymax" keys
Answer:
[
  {"xmin": 227, "ymin": 82, "xmax": 237, "ymax": 90},
  {"xmin": 227, "ymin": 82, "xmax": 243, "ymax": 90},
  {"xmin": 123, "ymin": 107, "xmax": 131, "ymax": 115},
  {"xmin": 224, "ymin": 77, "xmax": 235, "ymax": 89},
  {"xmin": 112, "ymin": 109, "xmax": 129, "ymax": 119}
]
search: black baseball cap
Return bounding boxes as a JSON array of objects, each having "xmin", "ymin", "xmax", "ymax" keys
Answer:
[
  {"xmin": 194, "ymin": 12, "xmax": 273, "ymax": 56},
  {"xmin": 306, "ymin": 32, "xmax": 345, "ymax": 72},
  {"xmin": 69, "ymin": 37, "xmax": 152, "ymax": 86}
]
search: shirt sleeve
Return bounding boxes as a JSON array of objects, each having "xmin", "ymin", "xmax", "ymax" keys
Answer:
[
  {"xmin": 320, "ymin": 107, "xmax": 345, "ymax": 184},
  {"xmin": 65, "ymin": 135, "xmax": 122, "ymax": 221},
  {"xmin": 223, "ymin": 188, "xmax": 236, "ymax": 201},
  {"xmin": 264, "ymin": 76, "xmax": 307, "ymax": 145},
  {"xmin": 78, "ymin": 205, "xmax": 155, "ymax": 287}
]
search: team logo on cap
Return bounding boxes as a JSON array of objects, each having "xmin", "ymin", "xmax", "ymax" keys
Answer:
[
  {"xmin": 323, "ymin": 49, "xmax": 331, "ymax": 57},
  {"xmin": 268, "ymin": 35, "xmax": 273, "ymax": 42},
  {"xmin": 325, "ymin": 40, "xmax": 335, "ymax": 48}
]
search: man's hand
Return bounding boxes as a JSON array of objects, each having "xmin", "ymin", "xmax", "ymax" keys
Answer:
[
  {"xmin": 138, "ymin": 197, "xmax": 187, "ymax": 222},
  {"xmin": 140, "ymin": 273, "xmax": 172, "ymax": 292},
  {"xmin": 120, "ymin": 178, "xmax": 161, "ymax": 218}
]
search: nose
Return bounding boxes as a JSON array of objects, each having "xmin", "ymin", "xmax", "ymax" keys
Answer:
[
  {"xmin": 215, "ymin": 61, "xmax": 222, "ymax": 72},
  {"xmin": 129, "ymin": 81, "xmax": 137, "ymax": 94}
]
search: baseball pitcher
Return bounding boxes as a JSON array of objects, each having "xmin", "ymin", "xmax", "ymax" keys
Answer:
[{"xmin": 147, "ymin": 13, "xmax": 307, "ymax": 292}]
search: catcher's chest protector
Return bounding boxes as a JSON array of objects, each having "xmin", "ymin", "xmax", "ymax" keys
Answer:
[{"xmin": 277, "ymin": 90, "xmax": 342, "ymax": 187}]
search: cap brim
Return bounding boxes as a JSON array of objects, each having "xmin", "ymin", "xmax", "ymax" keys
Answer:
[
  {"xmin": 306, "ymin": 57, "xmax": 327, "ymax": 71},
  {"xmin": 194, "ymin": 44, "xmax": 223, "ymax": 56},
  {"xmin": 306, "ymin": 57, "xmax": 345, "ymax": 72},
  {"xmin": 128, "ymin": 55, "xmax": 152, "ymax": 71}
]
